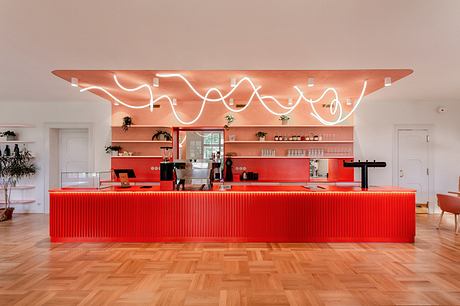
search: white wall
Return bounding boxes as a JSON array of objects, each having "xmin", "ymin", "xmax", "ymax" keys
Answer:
[
  {"xmin": 354, "ymin": 100, "xmax": 460, "ymax": 212},
  {"xmin": 0, "ymin": 101, "xmax": 111, "ymax": 213}
]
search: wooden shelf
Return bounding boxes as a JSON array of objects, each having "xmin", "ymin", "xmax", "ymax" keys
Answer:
[
  {"xmin": 225, "ymin": 140, "xmax": 353, "ymax": 144},
  {"xmin": 10, "ymin": 185, "xmax": 35, "ymax": 190},
  {"xmin": 226, "ymin": 125, "xmax": 353, "ymax": 128},
  {"xmin": 111, "ymin": 155, "xmax": 162, "ymax": 158},
  {"xmin": 0, "ymin": 200, "xmax": 35, "ymax": 204},
  {"xmin": 229, "ymin": 156, "xmax": 354, "ymax": 159},
  {"xmin": 0, "ymin": 141, "xmax": 34, "ymax": 144},
  {"xmin": 0, "ymin": 124, "xmax": 34, "ymax": 128},
  {"xmin": 111, "ymin": 140, "xmax": 172, "ymax": 143}
]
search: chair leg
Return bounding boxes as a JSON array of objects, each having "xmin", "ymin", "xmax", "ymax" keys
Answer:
[
  {"xmin": 456, "ymin": 215, "xmax": 459, "ymax": 235},
  {"xmin": 437, "ymin": 211, "xmax": 444, "ymax": 229}
]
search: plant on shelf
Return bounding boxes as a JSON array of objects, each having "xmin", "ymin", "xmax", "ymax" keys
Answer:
[
  {"xmin": 0, "ymin": 147, "xmax": 36, "ymax": 221},
  {"xmin": 256, "ymin": 131, "xmax": 268, "ymax": 141},
  {"xmin": 121, "ymin": 116, "xmax": 133, "ymax": 132},
  {"xmin": 0, "ymin": 131, "xmax": 17, "ymax": 141},
  {"xmin": 105, "ymin": 145, "xmax": 122, "ymax": 156},
  {"xmin": 279, "ymin": 115, "xmax": 290, "ymax": 125},
  {"xmin": 224, "ymin": 114, "xmax": 235, "ymax": 130},
  {"xmin": 152, "ymin": 130, "xmax": 172, "ymax": 141}
]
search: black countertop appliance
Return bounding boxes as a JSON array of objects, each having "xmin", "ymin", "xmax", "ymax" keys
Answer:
[{"xmin": 343, "ymin": 160, "xmax": 386, "ymax": 189}]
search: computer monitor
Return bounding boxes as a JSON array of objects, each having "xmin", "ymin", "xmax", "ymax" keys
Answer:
[{"xmin": 113, "ymin": 169, "xmax": 136, "ymax": 178}]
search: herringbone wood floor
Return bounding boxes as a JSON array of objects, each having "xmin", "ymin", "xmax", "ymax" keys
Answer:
[{"xmin": 1, "ymin": 214, "xmax": 460, "ymax": 305}]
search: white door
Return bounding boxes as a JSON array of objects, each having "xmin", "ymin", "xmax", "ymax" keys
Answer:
[
  {"xmin": 59, "ymin": 129, "xmax": 89, "ymax": 173},
  {"xmin": 397, "ymin": 129, "xmax": 430, "ymax": 204}
]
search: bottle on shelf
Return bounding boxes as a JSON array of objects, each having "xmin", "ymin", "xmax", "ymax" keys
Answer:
[
  {"xmin": 14, "ymin": 144, "xmax": 20, "ymax": 157},
  {"xmin": 4, "ymin": 145, "xmax": 11, "ymax": 156}
]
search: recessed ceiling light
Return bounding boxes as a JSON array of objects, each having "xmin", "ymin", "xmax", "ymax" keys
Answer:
[
  {"xmin": 153, "ymin": 77, "xmax": 159, "ymax": 87},
  {"xmin": 307, "ymin": 77, "xmax": 314, "ymax": 88},
  {"xmin": 229, "ymin": 98, "xmax": 234, "ymax": 106},
  {"xmin": 384, "ymin": 77, "xmax": 392, "ymax": 87},
  {"xmin": 71, "ymin": 77, "xmax": 78, "ymax": 87},
  {"xmin": 113, "ymin": 101, "xmax": 120, "ymax": 106}
]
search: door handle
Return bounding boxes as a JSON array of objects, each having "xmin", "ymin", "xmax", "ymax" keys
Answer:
[{"xmin": 399, "ymin": 169, "xmax": 404, "ymax": 178}]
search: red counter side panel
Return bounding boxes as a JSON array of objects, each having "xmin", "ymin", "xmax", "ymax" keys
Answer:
[{"xmin": 50, "ymin": 191, "xmax": 415, "ymax": 243}]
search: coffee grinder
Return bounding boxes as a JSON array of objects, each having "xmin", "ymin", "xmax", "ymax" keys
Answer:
[{"xmin": 160, "ymin": 146, "xmax": 174, "ymax": 190}]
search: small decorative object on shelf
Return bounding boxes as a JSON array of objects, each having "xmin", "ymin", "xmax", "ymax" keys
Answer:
[
  {"xmin": 228, "ymin": 134, "xmax": 236, "ymax": 141},
  {"xmin": 0, "ymin": 131, "xmax": 17, "ymax": 141},
  {"xmin": 279, "ymin": 115, "xmax": 290, "ymax": 125},
  {"xmin": 3, "ymin": 145, "xmax": 11, "ymax": 157},
  {"xmin": 151, "ymin": 130, "xmax": 172, "ymax": 141},
  {"xmin": 0, "ymin": 147, "xmax": 36, "ymax": 221},
  {"xmin": 255, "ymin": 131, "xmax": 267, "ymax": 141},
  {"xmin": 13, "ymin": 144, "xmax": 19, "ymax": 157},
  {"xmin": 105, "ymin": 145, "xmax": 122, "ymax": 156},
  {"xmin": 224, "ymin": 114, "xmax": 235, "ymax": 130},
  {"xmin": 121, "ymin": 116, "xmax": 133, "ymax": 132}
]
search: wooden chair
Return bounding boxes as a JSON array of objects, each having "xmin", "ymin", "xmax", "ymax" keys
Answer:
[{"xmin": 437, "ymin": 194, "xmax": 460, "ymax": 234}]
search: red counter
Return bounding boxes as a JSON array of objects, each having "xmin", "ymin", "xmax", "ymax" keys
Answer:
[{"xmin": 49, "ymin": 186, "xmax": 415, "ymax": 243}]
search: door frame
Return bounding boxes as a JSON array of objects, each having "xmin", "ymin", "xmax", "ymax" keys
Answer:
[
  {"xmin": 43, "ymin": 122, "xmax": 95, "ymax": 213},
  {"xmin": 393, "ymin": 124, "xmax": 435, "ymax": 213}
]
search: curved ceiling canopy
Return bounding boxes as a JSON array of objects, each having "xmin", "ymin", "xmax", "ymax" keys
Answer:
[{"xmin": 52, "ymin": 69, "xmax": 412, "ymax": 125}]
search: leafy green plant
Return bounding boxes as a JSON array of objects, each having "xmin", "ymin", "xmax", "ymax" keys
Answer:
[
  {"xmin": 279, "ymin": 115, "xmax": 290, "ymax": 121},
  {"xmin": 152, "ymin": 130, "xmax": 172, "ymax": 141},
  {"xmin": 105, "ymin": 145, "xmax": 122, "ymax": 154},
  {"xmin": 0, "ymin": 131, "xmax": 16, "ymax": 137},
  {"xmin": 121, "ymin": 116, "xmax": 133, "ymax": 132},
  {"xmin": 0, "ymin": 148, "xmax": 36, "ymax": 221},
  {"xmin": 256, "ymin": 131, "xmax": 268, "ymax": 138},
  {"xmin": 224, "ymin": 114, "xmax": 235, "ymax": 130}
]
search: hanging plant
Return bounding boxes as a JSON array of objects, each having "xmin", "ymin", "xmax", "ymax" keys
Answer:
[
  {"xmin": 152, "ymin": 130, "xmax": 172, "ymax": 141},
  {"xmin": 279, "ymin": 115, "xmax": 290, "ymax": 125},
  {"xmin": 224, "ymin": 114, "xmax": 235, "ymax": 130},
  {"xmin": 121, "ymin": 116, "xmax": 133, "ymax": 132}
]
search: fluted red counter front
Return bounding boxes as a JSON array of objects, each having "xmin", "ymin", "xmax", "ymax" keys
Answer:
[{"xmin": 49, "ymin": 186, "xmax": 416, "ymax": 243}]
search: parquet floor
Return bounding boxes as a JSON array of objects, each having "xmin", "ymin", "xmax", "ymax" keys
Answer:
[{"xmin": 1, "ymin": 214, "xmax": 460, "ymax": 305}]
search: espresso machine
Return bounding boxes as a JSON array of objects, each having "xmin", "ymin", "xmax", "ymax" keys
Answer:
[{"xmin": 174, "ymin": 160, "xmax": 214, "ymax": 191}]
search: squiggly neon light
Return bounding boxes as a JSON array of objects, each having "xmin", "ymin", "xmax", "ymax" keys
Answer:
[{"xmin": 79, "ymin": 74, "xmax": 367, "ymax": 126}]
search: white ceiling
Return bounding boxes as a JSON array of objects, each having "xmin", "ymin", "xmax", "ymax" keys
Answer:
[{"xmin": 0, "ymin": 0, "xmax": 459, "ymax": 103}]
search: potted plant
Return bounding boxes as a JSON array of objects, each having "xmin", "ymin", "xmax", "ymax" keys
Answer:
[
  {"xmin": 224, "ymin": 114, "xmax": 235, "ymax": 130},
  {"xmin": 105, "ymin": 145, "xmax": 122, "ymax": 156},
  {"xmin": 279, "ymin": 115, "xmax": 290, "ymax": 125},
  {"xmin": 256, "ymin": 131, "xmax": 268, "ymax": 141},
  {"xmin": 0, "ymin": 148, "xmax": 36, "ymax": 221},
  {"xmin": 0, "ymin": 131, "xmax": 17, "ymax": 141},
  {"xmin": 152, "ymin": 130, "xmax": 172, "ymax": 141},
  {"xmin": 122, "ymin": 116, "xmax": 133, "ymax": 132}
]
